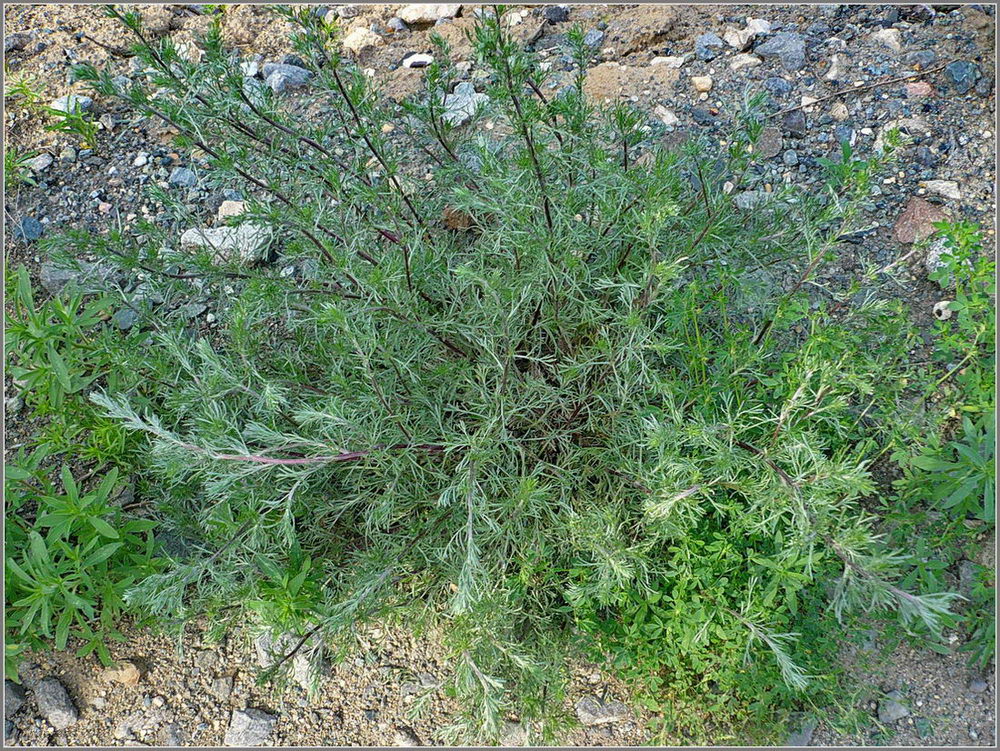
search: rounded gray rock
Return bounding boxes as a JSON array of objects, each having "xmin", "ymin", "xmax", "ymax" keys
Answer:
[
  {"xmin": 35, "ymin": 678, "xmax": 78, "ymax": 730},
  {"xmin": 224, "ymin": 708, "xmax": 277, "ymax": 746}
]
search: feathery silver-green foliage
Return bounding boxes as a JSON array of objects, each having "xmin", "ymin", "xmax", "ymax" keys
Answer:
[{"xmin": 54, "ymin": 4, "xmax": 958, "ymax": 741}]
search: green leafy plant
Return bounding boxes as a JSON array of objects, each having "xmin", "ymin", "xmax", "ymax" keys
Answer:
[
  {"xmin": 4, "ymin": 463, "xmax": 163, "ymax": 666},
  {"xmin": 43, "ymin": 104, "xmax": 99, "ymax": 148},
  {"xmin": 4, "ymin": 68, "xmax": 47, "ymax": 111},
  {"xmin": 909, "ymin": 413, "xmax": 995, "ymax": 523},
  {"xmin": 4, "ymin": 146, "xmax": 38, "ymax": 190},
  {"xmin": 45, "ymin": 4, "xmax": 971, "ymax": 742},
  {"xmin": 927, "ymin": 220, "xmax": 995, "ymax": 415}
]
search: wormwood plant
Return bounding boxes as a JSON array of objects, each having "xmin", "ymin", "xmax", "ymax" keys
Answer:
[{"xmin": 54, "ymin": 5, "xmax": 963, "ymax": 741}]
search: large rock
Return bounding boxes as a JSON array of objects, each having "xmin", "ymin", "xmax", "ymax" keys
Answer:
[
  {"xmin": 574, "ymin": 695, "xmax": 630, "ymax": 726},
  {"xmin": 180, "ymin": 225, "xmax": 272, "ymax": 263},
  {"xmin": 755, "ymin": 32, "xmax": 807, "ymax": 71},
  {"xmin": 39, "ymin": 260, "xmax": 114, "ymax": 295},
  {"xmin": 945, "ymin": 61, "xmax": 981, "ymax": 94},
  {"xmin": 224, "ymin": 708, "xmax": 277, "ymax": 747},
  {"xmin": 893, "ymin": 197, "xmax": 947, "ymax": 244},
  {"xmin": 35, "ymin": 678, "xmax": 78, "ymax": 730},
  {"xmin": 397, "ymin": 4, "xmax": 461, "ymax": 24}
]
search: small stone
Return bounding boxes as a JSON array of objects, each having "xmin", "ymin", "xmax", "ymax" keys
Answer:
[
  {"xmin": 5, "ymin": 681, "xmax": 26, "ymax": 717},
  {"xmin": 224, "ymin": 708, "xmax": 277, "ymax": 747},
  {"xmin": 878, "ymin": 691, "xmax": 910, "ymax": 723},
  {"xmin": 49, "ymin": 94, "xmax": 93, "ymax": 114},
  {"xmin": 893, "ymin": 196, "xmax": 947, "ymax": 244},
  {"xmin": 402, "ymin": 52, "xmax": 434, "ymax": 69},
  {"xmin": 112, "ymin": 308, "xmax": 139, "ymax": 331},
  {"xmin": 397, "ymin": 4, "xmax": 461, "ymax": 24},
  {"xmin": 944, "ymin": 61, "xmax": 980, "ymax": 94},
  {"xmin": 736, "ymin": 190, "xmax": 773, "ymax": 210},
  {"xmin": 583, "ymin": 29, "xmax": 605, "ymax": 47},
  {"xmin": 217, "ymin": 200, "xmax": 246, "ymax": 220},
  {"xmin": 723, "ymin": 26, "xmax": 755, "ymax": 51},
  {"xmin": 500, "ymin": 721, "xmax": 527, "ymax": 746},
  {"xmin": 575, "ymin": 695, "xmax": 629, "ymax": 726},
  {"xmin": 442, "ymin": 82, "xmax": 488, "ymax": 126},
  {"xmin": 180, "ymin": 225, "xmax": 272, "ymax": 263},
  {"xmin": 393, "ymin": 726, "xmax": 421, "ymax": 746},
  {"xmin": 870, "ymin": 28, "xmax": 903, "ymax": 53},
  {"xmin": 387, "ymin": 17, "xmax": 408, "ymax": 33},
  {"xmin": 168, "ymin": 167, "xmax": 197, "ymax": 188},
  {"xmin": 903, "ymin": 49, "xmax": 937, "ymax": 68},
  {"xmin": 133, "ymin": 153, "xmax": 148, "ymax": 167},
  {"xmin": 27, "ymin": 153, "xmax": 54, "ymax": 172},
  {"xmin": 691, "ymin": 75, "xmax": 713, "ymax": 93},
  {"xmin": 763, "ymin": 76, "xmax": 793, "ymax": 96},
  {"xmin": 101, "ymin": 661, "xmax": 141, "ymax": 686},
  {"xmin": 755, "ymin": 32, "xmax": 807, "ymax": 71},
  {"xmin": 781, "ymin": 109, "xmax": 808, "ymax": 138},
  {"xmin": 694, "ymin": 31, "xmax": 725, "ymax": 61},
  {"xmin": 756, "ymin": 126, "xmax": 783, "ymax": 158},
  {"xmin": 786, "ymin": 716, "xmax": 818, "ymax": 746},
  {"xmin": 654, "ymin": 105, "xmax": 679, "ymax": 126},
  {"xmin": 342, "ymin": 27, "xmax": 383, "ymax": 54},
  {"xmin": 691, "ymin": 107, "xmax": 716, "ymax": 126},
  {"xmin": 830, "ymin": 101, "xmax": 849, "ymax": 121},
  {"xmin": 5, "ymin": 32, "xmax": 30, "ymax": 53},
  {"xmin": 13, "ymin": 216, "xmax": 43, "ymax": 243},
  {"xmin": 650, "ymin": 55, "xmax": 685, "ymax": 68},
  {"xmin": 35, "ymin": 678, "xmax": 78, "ymax": 730},
  {"xmin": 60, "ymin": 146, "xmax": 77, "ymax": 163},
  {"xmin": 730, "ymin": 53, "xmax": 762, "ymax": 71},
  {"xmin": 969, "ymin": 677, "xmax": 988, "ymax": 694},
  {"xmin": 209, "ymin": 676, "xmax": 234, "ymax": 701},
  {"xmin": 542, "ymin": 5, "xmax": 569, "ymax": 23},
  {"xmin": 914, "ymin": 146, "xmax": 938, "ymax": 167},
  {"xmin": 160, "ymin": 723, "xmax": 184, "ymax": 746},
  {"xmin": 905, "ymin": 80, "xmax": 934, "ymax": 98},
  {"xmin": 783, "ymin": 149, "xmax": 799, "ymax": 166},
  {"xmin": 825, "ymin": 53, "xmax": 848, "ymax": 81},
  {"xmin": 262, "ymin": 63, "xmax": 312, "ymax": 93},
  {"xmin": 921, "ymin": 179, "xmax": 961, "ymax": 200}
]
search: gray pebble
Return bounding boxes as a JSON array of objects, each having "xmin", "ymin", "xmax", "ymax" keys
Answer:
[
  {"xmin": 14, "ymin": 216, "xmax": 43, "ymax": 242},
  {"xmin": 783, "ymin": 149, "xmax": 799, "ymax": 165},
  {"xmin": 168, "ymin": 167, "xmax": 197, "ymax": 188},
  {"xmin": 877, "ymin": 690, "xmax": 910, "ymax": 723},
  {"xmin": 34, "ymin": 678, "xmax": 78, "ymax": 730},
  {"xmin": 224, "ymin": 708, "xmax": 277, "ymax": 746}
]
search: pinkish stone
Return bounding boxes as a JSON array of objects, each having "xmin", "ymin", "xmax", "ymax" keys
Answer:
[
  {"xmin": 904, "ymin": 81, "xmax": 934, "ymax": 98},
  {"xmin": 893, "ymin": 197, "xmax": 948, "ymax": 244}
]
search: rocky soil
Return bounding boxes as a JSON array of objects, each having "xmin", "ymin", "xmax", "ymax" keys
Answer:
[{"xmin": 4, "ymin": 3, "xmax": 996, "ymax": 747}]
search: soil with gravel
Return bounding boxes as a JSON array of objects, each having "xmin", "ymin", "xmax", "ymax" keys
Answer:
[{"xmin": 4, "ymin": 3, "xmax": 996, "ymax": 747}]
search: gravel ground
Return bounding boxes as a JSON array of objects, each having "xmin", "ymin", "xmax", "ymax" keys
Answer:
[{"xmin": 4, "ymin": 3, "xmax": 996, "ymax": 746}]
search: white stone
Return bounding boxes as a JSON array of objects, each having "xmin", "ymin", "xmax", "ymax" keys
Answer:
[
  {"xmin": 398, "ymin": 4, "xmax": 461, "ymax": 24},
  {"xmin": 27, "ymin": 153, "xmax": 54, "ymax": 171},
  {"xmin": 49, "ymin": 94, "xmax": 93, "ymax": 113},
  {"xmin": 825, "ymin": 53, "xmax": 848, "ymax": 81},
  {"xmin": 442, "ymin": 82, "xmax": 488, "ymax": 126},
  {"xmin": 730, "ymin": 53, "xmax": 761, "ymax": 71},
  {"xmin": 921, "ymin": 179, "xmax": 961, "ymax": 200},
  {"xmin": 217, "ymin": 200, "xmax": 246, "ymax": 220},
  {"xmin": 402, "ymin": 53, "xmax": 434, "ymax": 69},
  {"xmin": 723, "ymin": 26, "xmax": 754, "ymax": 49},
  {"xmin": 650, "ymin": 55, "xmax": 685, "ymax": 69},
  {"xmin": 933, "ymin": 300, "xmax": 953, "ymax": 320},
  {"xmin": 746, "ymin": 18, "xmax": 772, "ymax": 35},
  {"xmin": 342, "ymin": 27, "xmax": 383, "ymax": 54},
  {"xmin": 653, "ymin": 105, "xmax": 679, "ymax": 126},
  {"xmin": 180, "ymin": 225, "xmax": 271, "ymax": 263},
  {"xmin": 871, "ymin": 28, "xmax": 903, "ymax": 53}
]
